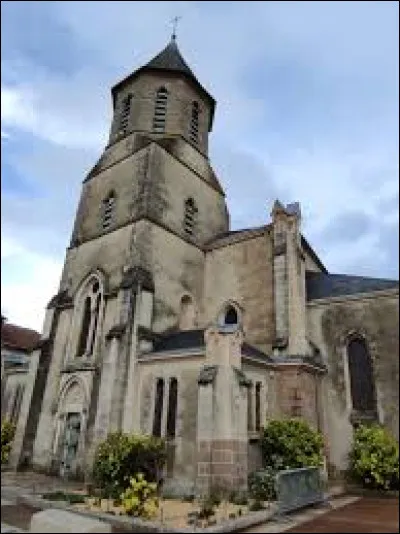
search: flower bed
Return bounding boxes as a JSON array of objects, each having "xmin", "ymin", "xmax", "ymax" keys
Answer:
[{"xmin": 64, "ymin": 494, "xmax": 267, "ymax": 529}]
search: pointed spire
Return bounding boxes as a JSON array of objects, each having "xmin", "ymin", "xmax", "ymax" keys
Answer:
[
  {"xmin": 144, "ymin": 38, "xmax": 195, "ymax": 78},
  {"xmin": 170, "ymin": 15, "xmax": 181, "ymax": 42}
]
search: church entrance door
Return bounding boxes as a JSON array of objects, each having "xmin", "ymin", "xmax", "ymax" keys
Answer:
[{"xmin": 60, "ymin": 412, "xmax": 81, "ymax": 477}]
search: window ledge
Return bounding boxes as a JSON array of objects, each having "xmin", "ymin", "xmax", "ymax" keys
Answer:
[
  {"xmin": 248, "ymin": 431, "xmax": 262, "ymax": 442},
  {"xmin": 62, "ymin": 360, "xmax": 99, "ymax": 373}
]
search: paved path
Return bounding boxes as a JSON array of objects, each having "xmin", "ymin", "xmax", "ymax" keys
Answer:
[
  {"xmin": 240, "ymin": 496, "xmax": 400, "ymax": 533},
  {"xmin": 286, "ymin": 497, "xmax": 399, "ymax": 533},
  {"xmin": 1, "ymin": 525, "xmax": 23, "ymax": 533}
]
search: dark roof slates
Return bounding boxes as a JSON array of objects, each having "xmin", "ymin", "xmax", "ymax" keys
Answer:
[{"xmin": 306, "ymin": 271, "xmax": 399, "ymax": 301}]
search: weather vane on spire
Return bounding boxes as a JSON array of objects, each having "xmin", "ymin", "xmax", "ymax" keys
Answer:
[{"xmin": 170, "ymin": 15, "xmax": 181, "ymax": 41}]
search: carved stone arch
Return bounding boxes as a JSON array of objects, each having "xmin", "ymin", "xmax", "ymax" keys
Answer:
[
  {"xmin": 73, "ymin": 268, "xmax": 107, "ymax": 302},
  {"xmin": 58, "ymin": 375, "xmax": 89, "ymax": 414},
  {"xmin": 53, "ymin": 375, "xmax": 88, "ymax": 476},
  {"xmin": 67, "ymin": 269, "xmax": 107, "ymax": 362}
]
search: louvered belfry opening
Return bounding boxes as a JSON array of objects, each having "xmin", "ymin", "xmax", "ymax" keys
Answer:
[
  {"xmin": 153, "ymin": 87, "xmax": 168, "ymax": 133},
  {"xmin": 102, "ymin": 192, "xmax": 116, "ymax": 230},
  {"xmin": 119, "ymin": 94, "xmax": 132, "ymax": 135},
  {"xmin": 189, "ymin": 101, "xmax": 199, "ymax": 143},
  {"xmin": 184, "ymin": 197, "xmax": 197, "ymax": 236}
]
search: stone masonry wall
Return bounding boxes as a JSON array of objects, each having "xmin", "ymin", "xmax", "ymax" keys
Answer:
[
  {"xmin": 204, "ymin": 232, "xmax": 274, "ymax": 353},
  {"xmin": 307, "ymin": 290, "xmax": 399, "ymax": 473}
]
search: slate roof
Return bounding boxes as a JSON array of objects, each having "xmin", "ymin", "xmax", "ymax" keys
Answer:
[
  {"xmin": 149, "ymin": 328, "xmax": 272, "ymax": 362},
  {"xmin": 152, "ymin": 329, "xmax": 205, "ymax": 353},
  {"xmin": 1, "ymin": 322, "xmax": 41, "ymax": 352},
  {"xmin": 205, "ymin": 225, "xmax": 271, "ymax": 250},
  {"xmin": 145, "ymin": 38, "xmax": 195, "ymax": 78},
  {"xmin": 306, "ymin": 271, "xmax": 399, "ymax": 301},
  {"xmin": 242, "ymin": 343, "xmax": 271, "ymax": 362},
  {"xmin": 204, "ymin": 226, "xmax": 327, "ymax": 274}
]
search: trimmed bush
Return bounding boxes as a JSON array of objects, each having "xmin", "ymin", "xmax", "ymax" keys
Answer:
[
  {"xmin": 248, "ymin": 467, "xmax": 276, "ymax": 501},
  {"xmin": 1, "ymin": 420, "xmax": 16, "ymax": 465},
  {"xmin": 349, "ymin": 424, "xmax": 399, "ymax": 491},
  {"xmin": 121, "ymin": 473, "xmax": 159, "ymax": 519},
  {"xmin": 251, "ymin": 418, "xmax": 324, "ymax": 501},
  {"xmin": 92, "ymin": 432, "xmax": 166, "ymax": 498},
  {"xmin": 261, "ymin": 418, "xmax": 324, "ymax": 471}
]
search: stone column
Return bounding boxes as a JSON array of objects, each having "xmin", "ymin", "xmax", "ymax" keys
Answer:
[
  {"xmin": 123, "ymin": 286, "xmax": 154, "ymax": 433},
  {"xmin": 8, "ymin": 349, "xmax": 40, "ymax": 469},
  {"xmin": 271, "ymin": 201, "xmax": 307, "ymax": 356},
  {"xmin": 91, "ymin": 335, "xmax": 120, "ymax": 446},
  {"xmin": 9, "ymin": 306, "xmax": 56, "ymax": 470},
  {"xmin": 196, "ymin": 326, "xmax": 250, "ymax": 496}
]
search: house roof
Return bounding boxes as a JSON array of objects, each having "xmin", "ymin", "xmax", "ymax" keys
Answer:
[
  {"xmin": 306, "ymin": 271, "xmax": 399, "ymax": 301},
  {"xmin": 1, "ymin": 322, "xmax": 41, "ymax": 352}
]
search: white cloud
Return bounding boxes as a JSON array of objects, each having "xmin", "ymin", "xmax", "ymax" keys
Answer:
[
  {"xmin": 0, "ymin": 1, "xmax": 398, "ymax": 329},
  {"xmin": 1, "ymin": 237, "xmax": 61, "ymax": 331}
]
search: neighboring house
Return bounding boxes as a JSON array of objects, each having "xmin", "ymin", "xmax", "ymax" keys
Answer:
[
  {"xmin": 9, "ymin": 35, "xmax": 398, "ymax": 493},
  {"xmin": 1, "ymin": 318, "xmax": 40, "ymax": 425}
]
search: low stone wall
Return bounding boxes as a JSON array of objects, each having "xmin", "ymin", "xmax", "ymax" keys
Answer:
[{"xmin": 30, "ymin": 509, "xmax": 111, "ymax": 533}]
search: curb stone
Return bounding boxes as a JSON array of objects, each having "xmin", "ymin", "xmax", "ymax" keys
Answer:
[{"xmin": 12, "ymin": 493, "xmax": 277, "ymax": 533}]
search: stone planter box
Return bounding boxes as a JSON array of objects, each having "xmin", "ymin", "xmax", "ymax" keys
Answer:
[{"xmin": 14, "ymin": 492, "xmax": 277, "ymax": 533}]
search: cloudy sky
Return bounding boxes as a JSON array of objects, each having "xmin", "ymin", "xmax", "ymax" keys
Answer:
[{"xmin": 1, "ymin": 0, "xmax": 399, "ymax": 331}]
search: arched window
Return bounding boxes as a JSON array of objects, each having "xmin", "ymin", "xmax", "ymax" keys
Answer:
[
  {"xmin": 118, "ymin": 93, "xmax": 132, "ymax": 135},
  {"xmin": 255, "ymin": 382, "xmax": 262, "ymax": 431},
  {"xmin": 76, "ymin": 279, "xmax": 103, "ymax": 358},
  {"xmin": 225, "ymin": 305, "xmax": 238, "ymax": 326},
  {"xmin": 189, "ymin": 101, "xmax": 199, "ymax": 143},
  {"xmin": 247, "ymin": 382, "xmax": 253, "ymax": 431},
  {"xmin": 152, "ymin": 378, "xmax": 164, "ymax": 437},
  {"xmin": 179, "ymin": 295, "xmax": 196, "ymax": 330},
  {"xmin": 10, "ymin": 384, "xmax": 24, "ymax": 424},
  {"xmin": 184, "ymin": 197, "xmax": 197, "ymax": 237},
  {"xmin": 77, "ymin": 297, "xmax": 91, "ymax": 357},
  {"xmin": 102, "ymin": 191, "xmax": 116, "ymax": 230},
  {"xmin": 347, "ymin": 337, "xmax": 376, "ymax": 413},
  {"xmin": 153, "ymin": 87, "xmax": 168, "ymax": 133},
  {"xmin": 166, "ymin": 378, "xmax": 178, "ymax": 438}
]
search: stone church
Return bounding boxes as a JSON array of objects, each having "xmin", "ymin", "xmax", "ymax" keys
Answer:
[{"xmin": 9, "ymin": 36, "xmax": 399, "ymax": 495}]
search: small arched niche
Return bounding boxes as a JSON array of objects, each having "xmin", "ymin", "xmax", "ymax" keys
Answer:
[
  {"xmin": 179, "ymin": 294, "xmax": 196, "ymax": 330},
  {"xmin": 217, "ymin": 302, "xmax": 241, "ymax": 330}
]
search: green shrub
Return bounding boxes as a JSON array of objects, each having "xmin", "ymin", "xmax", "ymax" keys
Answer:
[
  {"xmin": 248, "ymin": 467, "xmax": 276, "ymax": 501},
  {"xmin": 92, "ymin": 432, "xmax": 166, "ymax": 498},
  {"xmin": 228, "ymin": 490, "xmax": 248, "ymax": 505},
  {"xmin": 1, "ymin": 420, "xmax": 16, "ymax": 464},
  {"xmin": 349, "ymin": 424, "xmax": 399, "ymax": 491},
  {"xmin": 248, "ymin": 499, "xmax": 264, "ymax": 511},
  {"xmin": 261, "ymin": 418, "xmax": 324, "ymax": 471},
  {"xmin": 198, "ymin": 498, "xmax": 216, "ymax": 520},
  {"xmin": 121, "ymin": 473, "xmax": 159, "ymax": 519}
]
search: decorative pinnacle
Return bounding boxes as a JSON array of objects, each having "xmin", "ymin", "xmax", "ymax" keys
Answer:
[{"xmin": 170, "ymin": 15, "xmax": 181, "ymax": 41}]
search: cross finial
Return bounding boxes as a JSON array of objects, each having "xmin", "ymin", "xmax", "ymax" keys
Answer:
[{"xmin": 170, "ymin": 16, "xmax": 181, "ymax": 41}]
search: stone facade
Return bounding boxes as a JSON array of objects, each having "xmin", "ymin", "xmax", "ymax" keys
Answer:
[{"xmin": 10, "ymin": 36, "xmax": 399, "ymax": 495}]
